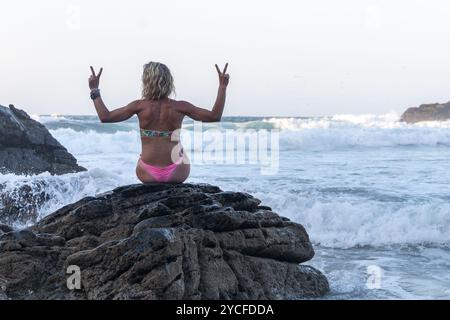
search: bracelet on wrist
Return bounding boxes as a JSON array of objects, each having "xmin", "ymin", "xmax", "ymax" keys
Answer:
[{"xmin": 90, "ymin": 88, "xmax": 101, "ymax": 100}]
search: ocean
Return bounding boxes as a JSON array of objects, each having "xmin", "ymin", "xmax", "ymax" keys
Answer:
[{"xmin": 1, "ymin": 113, "xmax": 450, "ymax": 299}]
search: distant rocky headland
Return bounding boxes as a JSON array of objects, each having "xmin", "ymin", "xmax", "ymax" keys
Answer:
[{"xmin": 401, "ymin": 101, "xmax": 450, "ymax": 123}]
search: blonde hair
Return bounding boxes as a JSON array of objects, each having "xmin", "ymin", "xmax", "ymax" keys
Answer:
[{"xmin": 141, "ymin": 62, "xmax": 175, "ymax": 100}]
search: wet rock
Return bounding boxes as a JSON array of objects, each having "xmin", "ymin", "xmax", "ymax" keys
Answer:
[{"xmin": 0, "ymin": 183, "xmax": 329, "ymax": 299}]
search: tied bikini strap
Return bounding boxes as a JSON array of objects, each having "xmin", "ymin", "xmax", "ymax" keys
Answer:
[{"xmin": 140, "ymin": 128, "xmax": 173, "ymax": 138}]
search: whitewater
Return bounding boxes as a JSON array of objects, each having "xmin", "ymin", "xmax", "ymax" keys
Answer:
[{"xmin": 1, "ymin": 113, "xmax": 449, "ymax": 299}]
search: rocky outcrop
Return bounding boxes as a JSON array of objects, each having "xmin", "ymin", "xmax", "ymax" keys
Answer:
[
  {"xmin": 401, "ymin": 101, "xmax": 450, "ymax": 123},
  {"xmin": 0, "ymin": 104, "xmax": 85, "ymax": 175},
  {"xmin": 0, "ymin": 183, "xmax": 329, "ymax": 300}
]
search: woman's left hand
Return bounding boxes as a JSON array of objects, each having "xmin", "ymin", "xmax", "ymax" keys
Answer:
[{"xmin": 89, "ymin": 66, "xmax": 103, "ymax": 90}]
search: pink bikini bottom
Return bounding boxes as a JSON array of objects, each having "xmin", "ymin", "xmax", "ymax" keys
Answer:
[{"xmin": 138, "ymin": 155, "xmax": 184, "ymax": 182}]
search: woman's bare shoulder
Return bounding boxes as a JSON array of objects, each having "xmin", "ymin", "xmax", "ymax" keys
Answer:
[
  {"xmin": 131, "ymin": 99, "xmax": 148, "ymax": 112},
  {"xmin": 169, "ymin": 99, "xmax": 192, "ymax": 111}
]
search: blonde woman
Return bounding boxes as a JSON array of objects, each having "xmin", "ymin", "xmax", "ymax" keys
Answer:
[{"xmin": 88, "ymin": 61, "xmax": 229, "ymax": 183}]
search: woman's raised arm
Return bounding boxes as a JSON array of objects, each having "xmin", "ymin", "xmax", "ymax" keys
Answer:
[
  {"xmin": 89, "ymin": 66, "xmax": 140, "ymax": 123},
  {"xmin": 175, "ymin": 63, "xmax": 229, "ymax": 122}
]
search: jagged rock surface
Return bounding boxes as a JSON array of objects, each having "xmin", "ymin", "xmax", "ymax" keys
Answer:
[{"xmin": 0, "ymin": 183, "xmax": 329, "ymax": 300}]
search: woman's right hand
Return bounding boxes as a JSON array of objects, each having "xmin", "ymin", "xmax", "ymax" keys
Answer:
[
  {"xmin": 89, "ymin": 66, "xmax": 103, "ymax": 90},
  {"xmin": 215, "ymin": 63, "xmax": 229, "ymax": 88}
]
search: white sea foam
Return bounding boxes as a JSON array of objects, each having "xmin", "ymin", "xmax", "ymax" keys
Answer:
[
  {"xmin": 256, "ymin": 192, "xmax": 450, "ymax": 248},
  {"xmin": 266, "ymin": 113, "xmax": 450, "ymax": 129},
  {"xmin": 31, "ymin": 114, "xmax": 69, "ymax": 123},
  {"xmin": 50, "ymin": 128, "xmax": 141, "ymax": 155},
  {"xmin": 3, "ymin": 167, "xmax": 449, "ymax": 247},
  {"xmin": 0, "ymin": 168, "xmax": 138, "ymax": 227},
  {"xmin": 2, "ymin": 114, "xmax": 450, "ymax": 248},
  {"xmin": 45, "ymin": 115, "xmax": 450, "ymax": 158},
  {"xmin": 265, "ymin": 114, "xmax": 450, "ymax": 150}
]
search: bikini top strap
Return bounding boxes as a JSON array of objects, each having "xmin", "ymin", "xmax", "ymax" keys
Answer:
[{"xmin": 140, "ymin": 128, "xmax": 173, "ymax": 137}]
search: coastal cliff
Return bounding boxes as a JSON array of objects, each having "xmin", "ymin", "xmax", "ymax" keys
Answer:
[
  {"xmin": 0, "ymin": 183, "xmax": 329, "ymax": 300},
  {"xmin": 401, "ymin": 101, "xmax": 450, "ymax": 123},
  {"xmin": 0, "ymin": 104, "xmax": 85, "ymax": 175}
]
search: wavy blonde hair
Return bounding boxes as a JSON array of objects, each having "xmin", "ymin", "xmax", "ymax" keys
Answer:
[{"xmin": 142, "ymin": 62, "xmax": 175, "ymax": 100}]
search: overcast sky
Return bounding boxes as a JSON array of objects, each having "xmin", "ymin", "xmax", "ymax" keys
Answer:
[{"xmin": 1, "ymin": 0, "xmax": 450, "ymax": 116}]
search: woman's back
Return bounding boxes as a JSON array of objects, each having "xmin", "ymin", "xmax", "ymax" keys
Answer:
[{"xmin": 137, "ymin": 99, "xmax": 184, "ymax": 166}]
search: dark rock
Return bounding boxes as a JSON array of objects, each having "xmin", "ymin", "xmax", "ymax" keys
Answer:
[
  {"xmin": 0, "ymin": 275, "xmax": 7, "ymax": 300},
  {"xmin": 0, "ymin": 225, "xmax": 13, "ymax": 233},
  {"xmin": 401, "ymin": 101, "xmax": 450, "ymax": 123},
  {"xmin": 0, "ymin": 104, "xmax": 86, "ymax": 175},
  {"xmin": 0, "ymin": 183, "xmax": 329, "ymax": 300}
]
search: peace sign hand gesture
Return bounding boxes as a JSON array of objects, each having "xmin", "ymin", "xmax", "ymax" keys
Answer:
[
  {"xmin": 215, "ymin": 63, "xmax": 230, "ymax": 88},
  {"xmin": 89, "ymin": 66, "xmax": 103, "ymax": 90}
]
